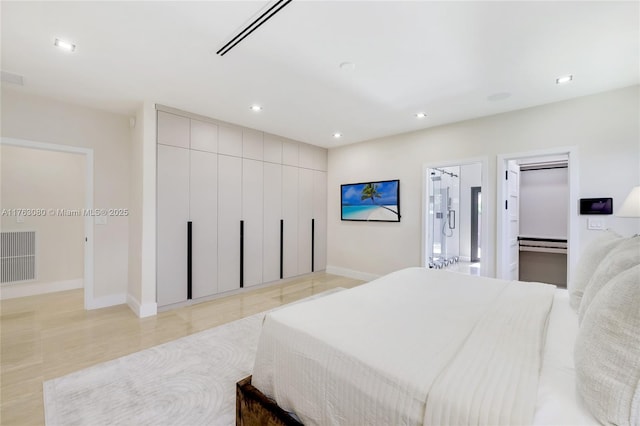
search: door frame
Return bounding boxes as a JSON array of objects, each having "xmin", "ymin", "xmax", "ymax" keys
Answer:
[
  {"xmin": 496, "ymin": 146, "xmax": 579, "ymax": 284},
  {"xmin": 422, "ymin": 156, "xmax": 491, "ymax": 276},
  {"xmin": 1, "ymin": 137, "xmax": 95, "ymax": 309}
]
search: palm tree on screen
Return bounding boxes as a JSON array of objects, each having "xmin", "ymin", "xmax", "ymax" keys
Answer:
[
  {"xmin": 361, "ymin": 183, "xmax": 381, "ymax": 204},
  {"xmin": 360, "ymin": 183, "xmax": 398, "ymax": 215}
]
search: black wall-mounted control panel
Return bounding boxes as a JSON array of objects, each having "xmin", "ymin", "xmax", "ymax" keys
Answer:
[{"xmin": 580, "ymin": 198, "xmax": 613, "ymax": 215}]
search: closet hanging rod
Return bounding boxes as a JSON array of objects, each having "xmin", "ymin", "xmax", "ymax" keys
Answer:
[
  {"xmin": 216, "ymin": 0, "xmax": 293, "ymax": 56},
  {"xmin": 519, "ymin": 160, "xmax": 568, "ymax": 171}
]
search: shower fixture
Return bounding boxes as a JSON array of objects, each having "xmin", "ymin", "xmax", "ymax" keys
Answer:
[
  {"xmin": 433, "ymin": 167, "xmax": 459, "ymax": 178},
  {"xmin": 428, "ymin": 167, "xmax": 460, "ymax": 269}
]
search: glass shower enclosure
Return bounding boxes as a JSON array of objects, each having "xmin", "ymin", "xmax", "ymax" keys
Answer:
[{"xmin": 427, "ymin": 167, "xmax": 460, "ymax": 269}]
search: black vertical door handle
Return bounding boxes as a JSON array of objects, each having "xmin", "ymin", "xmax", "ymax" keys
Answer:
[
  {"xmin": 240, "ymin": 220, "xmax": 244, "ymax": 288},
  {"xmin": 280, "ymin": 219, "xmax": 284, "ymax": 279},
  {"xmin": 311, "ymin": 218, "xmax": 315, "ymax": 272},
  {"xmin": 187, "ymin": 221, "xmax": 192, "ymax": 300}
]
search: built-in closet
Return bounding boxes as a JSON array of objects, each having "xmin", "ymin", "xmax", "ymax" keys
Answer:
[
  {"xmin": 156, "ymin": 108, "xmax": 327, "ymax": 308},
  {"xmin": 516, "ymin": 157, "xmax": 568, "ymax": 286}
]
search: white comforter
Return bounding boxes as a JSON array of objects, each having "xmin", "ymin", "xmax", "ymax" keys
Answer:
[{"xmin": 252, "ymin": 267, "xmax": 556, "ymax": 425}]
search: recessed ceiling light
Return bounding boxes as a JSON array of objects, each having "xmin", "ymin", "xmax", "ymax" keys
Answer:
[
  {"xmin": 54, "ymin": 38, "xmax": 75, "ymax": 52},
  {"xmin": 333, "ymin": 132, "xmax": 342, "ymax": 139},
  {"xmin": 1, "ymin": 71, "xmax": 24, "ymax": 86},
  {"xmin": 339, "ymin": 62, "xmax": 356, "ymax": 71},
  {"xmin": 250, "ymin": 104, "xmax": 262, "ymax": 112},
  {"xmin": 556, "ymin": 75, "xmax": 573, "ymax": 84},
  {"xmin": 415, "ymin": 112, "xmax": 427, "ymax": 119},
  {"xmin": 487, "ymin": 92, "xmax": 511, "ymax": 101}
]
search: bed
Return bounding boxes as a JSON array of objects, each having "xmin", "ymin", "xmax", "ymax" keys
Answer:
[{"xmin": 238, "ymin": 236, "xmax": 640, "ymax": 426}]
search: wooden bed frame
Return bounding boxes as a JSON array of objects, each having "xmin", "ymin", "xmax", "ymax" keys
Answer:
[{"xmin": 236, "ymin": 375, "xmax": 303, "ymax": 426}]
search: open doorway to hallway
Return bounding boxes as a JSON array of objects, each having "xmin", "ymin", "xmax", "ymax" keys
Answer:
[{"xmin": 1, "ymin": 139, "xmax": 93, "ymax": 306}]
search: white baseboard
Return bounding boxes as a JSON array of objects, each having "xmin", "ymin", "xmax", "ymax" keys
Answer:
[
  {"xmin": 0, "ymin": 278, "xmax": 83, "ymax": 300},
  {"xmin": 127, "ymin": 293, "xmax": 157, "ymax": 318},
  {"xmin": 87, "ymin": 293, "xmax": 127, "ymax": 310},
  {"xmin": 325, "ymin": 265, "xmax": 381, "ymax": 282}
]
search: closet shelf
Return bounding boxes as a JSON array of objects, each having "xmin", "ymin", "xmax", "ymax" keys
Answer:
[{"xmin": 517, "ymin": 236, "xmax": 567, "ymax": 254}]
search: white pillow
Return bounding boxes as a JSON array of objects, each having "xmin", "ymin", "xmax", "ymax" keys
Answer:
[
  {"xmin": 578, "ymin": 236, "xmax": 640, "ymax": 323},
  {"xmin": 569, "ymin": 230, "xmax": 623, "ymax": 310},
  {"xmin": 574, "ymin": 264, "xmax": 640, "ymax": 426}
]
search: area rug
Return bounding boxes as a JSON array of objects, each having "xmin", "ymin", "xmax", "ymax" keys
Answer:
[{"xmin": 43, "ymin": 288, "xmax": 344, "ymax": 426}]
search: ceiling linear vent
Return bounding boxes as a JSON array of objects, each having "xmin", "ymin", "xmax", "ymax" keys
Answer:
[{"xmin": 216, "ymin": 0, "xmax": 293, "ymax": 57}]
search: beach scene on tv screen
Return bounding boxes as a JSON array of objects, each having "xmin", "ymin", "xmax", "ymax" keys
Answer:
[{"xmin": 341, "ymin": 181, "xmax": 399, "ymax": 221}]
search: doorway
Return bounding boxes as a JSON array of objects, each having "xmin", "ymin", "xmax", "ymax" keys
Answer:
[
  {"xmin": 427, "ymin": 166, "xmax": 460, "ymax": 269},
  {"xmin": 497, "ymin": 148, "xmax": 578, "ymax": 285},
  {"xmin": 423, "ymin": 158, "xmax": 489, "ymax": 276},
  {"xmin": 0, "ymin": 137, "xmax": 94, "ymax": 309}
]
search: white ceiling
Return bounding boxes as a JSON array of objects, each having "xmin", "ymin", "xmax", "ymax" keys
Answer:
[{"xmin": 1, "ymin": 1, "xmax": 638, "ymax": 148}]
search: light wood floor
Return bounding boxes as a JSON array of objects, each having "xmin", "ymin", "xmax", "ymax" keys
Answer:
[{"xmin": 0, "ymin": 272, "xmax": 364, "ymax": 425}]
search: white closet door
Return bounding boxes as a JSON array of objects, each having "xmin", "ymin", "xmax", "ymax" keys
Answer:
[
  {"xmin": 282, "ymin": 165, "xmax": 299, "ymax": 278},
  {"xmin": 263, "ymin": 134, "xmax": 283, "ymax": 164},
  {"xmin": 243, "ymin": 129, "xmax": 264, "ymax": 161},
  {"xmin": 157, "ymin": 112, "xmax": 189, "ymax": 148},
  {"xmin": 313, "ymin": 170, "xmax": 327, "ymax": 271},
  {"xmin": 507, "ymin": 160, "xmax": 521, "ymax": 280},
  {"xmin": 157, "ymin": 144, "xmax": 189, "ymax": 306},
  {"xmin": 263, "ymin": 163, "xmax": 282, "ymax": 283},
  {"xmin": 242, "ymin": 159, "xmax": 264, "ymax": 287},
  {"xmin": 218, "ymin": 155, "xmax": 242, "ymax": 292},
  {"xmin": 190, "ymin": 119, "xmax": 218, "ymax": 153},
  {"xmin": 190, "ymin": 150, "xmax": 218, "ymax": 298},
  {"xmin": 297, "ymin": 168, "xmax": 313, "ymax": 275},
  {"xmin": 282, "ymin": 141, "xmax": 299, "ymax": 166},
  {"xmin": 218, "ymin": 125, "xmax": 243, "ymax": 157}
]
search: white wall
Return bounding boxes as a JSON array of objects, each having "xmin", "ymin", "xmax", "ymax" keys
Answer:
[
  {"xmin": 127, "ymin": 102, "xmax": 157, "ymax": 317},
  {"xmin": 3, "ymin": 86, "xmax": 637, "ymax": 305},
  {"xmin": 327, "ymin": 86, "xmax": 640, "ymax": 279},
  {"xmin": 1, "ymin": 146, "xmax": 84, "ymax": 296},
  {"xmin": 128, "ymin": 110, "xmax": 143, "ymax": 308},
  {"xmin": 1, "ymin": 88, "xmax": 131, "ymax": 305}
]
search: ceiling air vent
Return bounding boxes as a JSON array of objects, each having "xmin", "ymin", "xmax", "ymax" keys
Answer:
[{"xmin": 216, "ymin": 0, "xmax": 292, "ymax": 57}]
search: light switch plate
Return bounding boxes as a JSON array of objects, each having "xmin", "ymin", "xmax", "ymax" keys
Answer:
[{"xmin": 587, "ymin": 218, "xmax": 605, "ymax": 230}]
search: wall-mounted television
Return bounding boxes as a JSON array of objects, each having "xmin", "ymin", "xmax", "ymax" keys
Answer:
[{"xmin": 341, "ymin": 179, "xmax": 400, "ymax": 222}]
